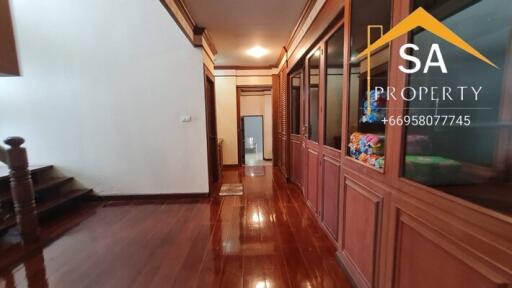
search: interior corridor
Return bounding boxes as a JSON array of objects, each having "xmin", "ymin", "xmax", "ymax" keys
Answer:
[{"xmin": 0, "ymin": 166, "xmax": 352, "ymax": 288}]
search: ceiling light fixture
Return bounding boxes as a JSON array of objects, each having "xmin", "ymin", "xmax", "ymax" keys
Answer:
[{"xmin": 246, "ymin": 46, "xmax": 269, "ymax": 58}]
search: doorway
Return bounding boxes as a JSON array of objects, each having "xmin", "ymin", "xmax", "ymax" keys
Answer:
[
  {"xmin": 204, "ymin": 67, "xmax": 219, "ymax": 190},
  {"xmin": 241, "ymin": 115, "xmax": 264, "ymax": 166},
  {"xmin": 237, "ymin": 86, "xmax": 273, "ymax": 166}
]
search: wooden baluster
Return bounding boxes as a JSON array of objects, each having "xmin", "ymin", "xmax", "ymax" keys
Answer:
[{"xmin": 4, "ymin": 137, "xmax": 40, "ymax": 244}]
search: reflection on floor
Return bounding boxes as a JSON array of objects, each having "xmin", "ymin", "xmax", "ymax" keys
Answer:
[
  {"xmin": 245, "ymin": 152, "xmax": 272, "ymax": 166},
  {"xmin": 0, "ymin": 166, "xmax": 352, "ymax": 288}
]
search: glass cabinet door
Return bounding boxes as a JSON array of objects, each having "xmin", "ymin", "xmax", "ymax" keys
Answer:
[
  {"xmin": 402, "ymin": 0, "xmax": 512, "ymax": 215},
  {"xmin": 324, "ymin": 27, "xmax": 344, "ymax": 150},
  {"xmin": 346, "ymin": 0, "xmax": 392, "ymax": 170},
  {"xmin": 307, "ymin": 48, "xmax": 321, "ymax": 142},
  {"xmin": 290, "ymin": 71, "xmax": 302, "ymax": 135}
]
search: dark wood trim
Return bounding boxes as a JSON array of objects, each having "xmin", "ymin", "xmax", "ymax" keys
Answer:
[
  {"xmin": 88, "ymin": 193, "xmax": 209, "ymax": 202},
  {"xmin": 214, "ymin": 65, "xmax": 276, "ymax": 70},
  {"xmin": 159, "ymin": 0, "xmax": 194, "ymax": 43},
  {"xmin": 194, "ymin": 27, "xmax": 218, "ymax": 55},
  {"xmin": 2, "ymin": 137, "xmax": 40, "ymax": 244},
  {"xmin": 236, "ymin": 87, "xmax": 242, "ymax": 165},
  {"xmin": 285, "ymin": 1, "xmax": 344, "ymax": 74},
  {"xmin": 223, "ymin": 164, "xmax": 241, "ymax": 169},
  {"xmin": 159, "ymin": 0, "xmax": 217, "ymax": 55},
  {"xmin": 215, "ymin": 75, "xmax": 274, "ymax": 78},
  {"xmin": 0, "ymin": 0, "xmax": 19, "ymax": 76},
  {"xmin": 238, "ymin": 85, "xmax": 273, "ymax": 91},
  {"xmin": 272, "ymin": 74, "xmax": 280, "ymax": 167},
  {"xmin": 285, "ymin": 0, "xmax": 318, "ymax": 54},
  {"xmin": 203, "ymin": 63, "xmax": 215, "ymax": 81},
  {"xmin": 274, "ymin": 0, "xmax": 318, "ymax": 68},
  {"xmin": 203, "ymin": 64, "xmax": 219, "ymax": 192}
]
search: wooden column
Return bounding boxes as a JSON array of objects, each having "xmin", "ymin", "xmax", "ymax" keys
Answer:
[{"xmin": 4, "ymin": 137, "xmax": 40, "ymax": 244}]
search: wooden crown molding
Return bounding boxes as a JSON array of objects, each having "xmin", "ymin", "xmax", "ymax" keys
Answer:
[
  {"xmin": 210, "ymin": 0, "xmax": 318, "ymax": 72},
  {"xmin": 276, "ymin": 0, "xmax": 332, "ymax": 70},
  {"xmin": 159, "ymin": 0, "xmax": 217, "ymax": 57},
  {"xmin": 273, "ymin": 0, "xmax": 317, "ymax": 69},
  {"xmin": 160, "ymin": 0, "xmax": 336, "ymax": 73},
  {"xmin": 214, "ymin": 65, "xmax": 276, "ymax": 71}
]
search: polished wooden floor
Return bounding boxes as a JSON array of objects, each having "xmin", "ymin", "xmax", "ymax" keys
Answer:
[{"xmin": 0, "ymin": 166, "xmax": 352, "ymax": 288}]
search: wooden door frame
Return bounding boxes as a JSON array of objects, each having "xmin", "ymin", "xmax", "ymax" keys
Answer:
[
  {"xmin": 236, "ymin": 85, "xmax": 273, "ymax": 166},
  {"xmin": 203, "ymin": 65, "xmax": 218, "ymax": 192},
  {"xmin": 288, "ymin": 67, "xmax": 304, "ymax": 183}
]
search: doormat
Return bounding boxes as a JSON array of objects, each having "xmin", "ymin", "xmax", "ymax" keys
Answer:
[{"xmin": 219, "ymin": 183, "xmax": 244, "ymax": 196}]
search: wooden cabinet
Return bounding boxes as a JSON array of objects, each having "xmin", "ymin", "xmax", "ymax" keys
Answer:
[{"xmin": 277, "ymin": 0, "xmax": 512, "ymax": 287}]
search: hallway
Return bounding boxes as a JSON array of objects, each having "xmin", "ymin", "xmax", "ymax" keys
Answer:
[{"xmin": 0, "ymin": 166, "xmax": 352, "ymax": 288}]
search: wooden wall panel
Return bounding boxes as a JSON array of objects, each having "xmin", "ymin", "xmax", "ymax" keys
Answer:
[
  {"xmin": 307, "ymin": 149, "xmax": 319, "ymax": 212},
  {"xmin": 322, "ymin": 155, "xmax": 340, "ymax": 239},
  {"xmin": 394, "ymin": 212, "xmax": 509, "ymax": 288},
  {"xmin": 278, "ymin": 65, "xmax": 289, "ymax": 178},
  {"xmin": 290, "ymin": 136, "xmax": 303, "ymax": 187},
  {"xmin": 341, "ymin": 178, "xmax": 382, "ymax": 288},
  {"xmin": 272, "ymin": 74, "xmax": 280, "ymax": 167}
]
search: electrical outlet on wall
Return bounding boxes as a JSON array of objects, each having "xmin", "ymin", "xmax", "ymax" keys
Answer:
[{"xmin": 180, "ymin": 115, "xmax": 192, "ymax": 123}]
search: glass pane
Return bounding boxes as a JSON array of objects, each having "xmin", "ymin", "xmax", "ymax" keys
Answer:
[
  {"xmin": 291, "ymin": 72, "xmax": 302, "ymax": 135},
  {"xmin": 324, "ymin": 28, "xmax": 344, "ymax": 150},
  {"xmin": 308, "ymin": 49, "xmax": 321, "ymax": 142},
  {"xmin": 347, "ymin": 0, "xmax": 391, "ymax": 169},
  {"xmin": 403, "ymin": 0, "xmax": 512, "ymax": 215}
]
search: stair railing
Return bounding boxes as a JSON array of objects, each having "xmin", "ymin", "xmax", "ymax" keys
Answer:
[{"xmin": 0, "ymin": 137, "xmax": 40, "ymax": 244}]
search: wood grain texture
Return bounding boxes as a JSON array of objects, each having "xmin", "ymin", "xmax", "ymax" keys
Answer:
[
  {"xmin": 394, "ymin": 212, "xmax": 508, "ymax": 288},
  {"xmin": 321, "ymin": 155, "xmax": 340, "ymax": 239},
  {"xmin": 0, "ymin": 166, "xmax": 353, "ymax": 288},
  {"xmin": 340, "ymin": 178, "xmax": 382, "ymax": 288},
  {"xmin": 0, "ymin": 0, "xmax": 19, "ymax": 76}
]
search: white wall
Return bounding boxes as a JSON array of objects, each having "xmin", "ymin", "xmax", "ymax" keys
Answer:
[
  {"xmin": 215, "ymin": 76, "xmax": 238, "ymax": 165},
  {"xmin": 0, "ymin": 0, "xmax": 209, "ymax": 195}
]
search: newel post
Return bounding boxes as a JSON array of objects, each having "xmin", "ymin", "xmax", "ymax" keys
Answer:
[{"xmin": 4, "ymin": 137, "xmax": 40, "ymax": 244}]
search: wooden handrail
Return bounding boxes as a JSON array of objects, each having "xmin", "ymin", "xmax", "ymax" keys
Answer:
[
  {"xmin": 0, "ymin": 145, "xmax": 7, "ymax": 164},
  {"xmin": 2, "ymin": 137, "xmax": 40, "ymax": 244}
]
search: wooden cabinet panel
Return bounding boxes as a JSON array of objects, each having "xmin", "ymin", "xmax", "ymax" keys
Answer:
[
  {"xmin": 394, "ymin": 212, "xmax": 509, "ymax": 288},
  {"xmin": 280, "ymin": 136, "xmax": 287, "ymax": 176},
  {"xmin": 341, "ymin": 178, "xmax": 382, "ymax": 288},
  {"xmin": 290, "ymin": 137, "xmax": 303, "ymax": 187},
  {"xmin": 322, "ymin": 155, "xmax": 340, "ymax": 239},
  {"xmin": 307, "ymin": 149, "xmax": 319, "ymax": 212}
]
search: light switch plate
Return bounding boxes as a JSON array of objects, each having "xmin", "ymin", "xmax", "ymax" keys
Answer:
[{"xmin": 181, "ymin": 115, "xmax": 192, "ymax": 123}]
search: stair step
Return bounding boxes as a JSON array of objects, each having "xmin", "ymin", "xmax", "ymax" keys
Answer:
[
  {"xmin": 0, "ymin": 189, "xmax": 92, "ymax": 232},
  {"xmin": 0, "ymin": 165, "xmax": 54, "ymax": 182},
  {"xmin": 0, "ymin": 193, "xmax": 10, "ymax": 203},
  {"xmin": 1, "ymin": 176, "xmax": 74, "ymax": 203},
  {"xmin": 0, "ymin": 215, "xmax": 15, "ymax": 232},
  {"xmin": 34, "ymin": 177, "xmax": 74, "ymax": 193},
  {"xmin": 38, "ymin": 189, "xmax": 92, "ymax": 213}
]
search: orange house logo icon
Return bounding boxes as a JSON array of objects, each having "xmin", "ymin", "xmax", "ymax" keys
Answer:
[{"xmin": 356, "ymin": 7, "xmax": 498, "ymax": 113}]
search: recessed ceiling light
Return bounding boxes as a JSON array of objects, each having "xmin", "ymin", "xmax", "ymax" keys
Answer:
[{"xmin": 246, "ymin": 46, "xmax": 269, "ymax": 58}]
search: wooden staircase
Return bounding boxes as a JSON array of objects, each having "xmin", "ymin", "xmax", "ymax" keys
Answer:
[{"xmin": 0, "ymin": 165, "xmax": 92, "ymax": 233}]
